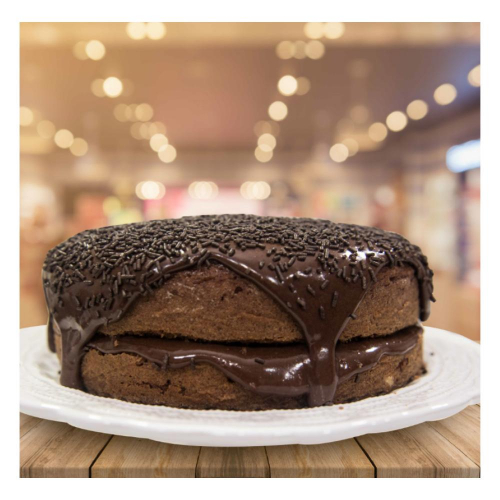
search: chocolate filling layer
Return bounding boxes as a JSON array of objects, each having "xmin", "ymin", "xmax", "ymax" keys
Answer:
[
  {"xmin": 87, "ymin": 326, "xmax": 422, "ymax": 398},
  {"xmin": 42, "ymin": 215, "xmax": 434, "ymax": 407}
]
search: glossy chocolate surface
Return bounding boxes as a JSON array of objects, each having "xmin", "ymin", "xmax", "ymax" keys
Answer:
[{"xmin": 87, "ymin": 326, "xmax": 423, "ymax": 397}]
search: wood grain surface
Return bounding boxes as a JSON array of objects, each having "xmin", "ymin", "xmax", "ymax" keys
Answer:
[{"xmin": 19, "ymin": 405, "xmax": 480, "ymax": 478}]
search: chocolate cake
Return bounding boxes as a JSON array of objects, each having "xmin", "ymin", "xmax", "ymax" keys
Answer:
[{"xmin": 42, "ymin": 215, "xmax": 434, "ymax": 410}]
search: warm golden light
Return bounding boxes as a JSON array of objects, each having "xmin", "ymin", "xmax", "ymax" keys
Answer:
[
  {"xmin": 90, "ymin": 79, "xmax": 105, "ymax": 97},
  {"xmin": 158, "ymin": 144, "xmax": 177, "ymax": 163},
  {"xmin": 139, "ymin": 123, "xmax": 154, "ymax": 139},
  {"xmin": 276, "ymin": 41, "xmax": 295, "ymax": 60},
  {"xmin": 268, "ymin": 101, "xmax": 288, "ymax": 121},
  {"xmin": 468, "ymin": 65, "xmax": 480, "ymax": 87},
  {"xmin": 255, "ymin": 147, "xmax": 273, "ymax": 163},
  {"xmin": 54, "ymin": 129, "xmax": 74, "ymax": 149},
  {"xmin": 73, "ymin": 41, "xmax": 88, "ymax": 60},
  {"xmin": 136, "ymin": 181, "xmax": 165, "ymax": 200},
  {"xmin": 36, "ymin": 120, "xmax": 56, "ymax": 139},
  {"xmin": 70, "ymin": 138, "xmax": 88, "ymax": 156},
  {"xmin": 20, "ymin": 107, "xmax": 34, "ymax": 127},
  {"xmin": 386, "ymin": 111, "xmax": 408, "ymax": 132},
  {"xmin": 406, "ymin": 100, "xmax": 428, "ymax": 120},
  {"xmin": 434, "ymin": 83, "xmax": 457, "ymax": 105},
  {"xmin": 126, "ymin": 22, "xmax": 147, "ymax": 40},
  {"xmin": 324, "ymin": 22, "xmax": 345, "ymax": 39},
  {"xmin": 368, "ymin": 122, "xmax": 388, "ymax": 142},
  {"xmin": 145, "ymin": 22, "xmax": 166, "ymax": 40},
  {"xmin": 342, "ymin": 138, "xmax": 359, "ymax": 156},
  {"xmin": 277, "ymin": 75, "xmax": 298, "ymax": 96},
  {"xmin": 296, "ymin": 77, "xmax": 311, "ymax": 96},
  {"xmin": 257, "ymin": 133, "xmax": 277, "ymax": 152},
  {"xmin": 103, "ymin": 77, "xmax": 123, "ymax": 98},
  {"xmin": 149, "ymin": 133, "xmax": 168, "ymax": 152},
  {"xmin": 329, "ymin": 143, "xmax": 349, "ymax": 163},
  {"xmin": 240, "ymin": 181, "xmax": 271, "ymax": 200},
  {"xmin": 188, "ymin": 181, "xmax": 219, "ymax": 200},
  {"xmin": 135, "ymin": 103, "xmax": 154, "ymax": 121},
  {"xmin": 85, "ymin": 40, "xmax": 106, "ymax": 61},
  {"xmin": 304, "ymin": 22, "xmax": 324, "ymax": 40},
  {"xmin": 294, "ymin": 41, "xmax": 307, "ymax": 59},
  {"xmin": 305, "ymin": 40, "xmax": 325, "ymax": 59}
]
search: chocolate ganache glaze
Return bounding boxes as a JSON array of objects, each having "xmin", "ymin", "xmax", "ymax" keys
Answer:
[{"xmin": 42, "ymin": 215, "xmax": 434, "ymax": 407}]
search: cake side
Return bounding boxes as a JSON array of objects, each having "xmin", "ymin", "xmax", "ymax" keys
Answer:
[{"xmin": 99, "ymin": 263, "xmax": 420, "ymax": 343}]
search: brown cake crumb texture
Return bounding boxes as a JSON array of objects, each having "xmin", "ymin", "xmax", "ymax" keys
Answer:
[{"xmin": 100, "ymin": 263, "xmax": 420, "ymax": 343}]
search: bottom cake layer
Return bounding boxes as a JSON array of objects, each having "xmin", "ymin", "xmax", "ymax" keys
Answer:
[{"xmin": 54, "ymin": 326, "xmax": 425, "ymax": 410}]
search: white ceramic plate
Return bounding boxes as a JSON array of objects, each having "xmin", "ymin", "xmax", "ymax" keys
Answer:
[{"xmin": 20, "ymin": 325, "xmax": 479, "ymax": 447}]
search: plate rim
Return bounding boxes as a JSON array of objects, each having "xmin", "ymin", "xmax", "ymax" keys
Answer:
[{"xmin": 20, "ymin": 325, "xmax": 480, "ymax": 446}]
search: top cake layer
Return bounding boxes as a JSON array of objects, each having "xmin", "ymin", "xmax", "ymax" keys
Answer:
[{"xmin": 42, "ymin": 214, "xmax": 434, "ymax": 406}]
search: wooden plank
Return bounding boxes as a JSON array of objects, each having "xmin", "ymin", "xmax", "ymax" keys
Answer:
[
  {"xmin": 20, "ymin": 413, "xmax": 43, "ymax": 437},
  {"xmin": 356, "ymin": 421, "xmax": 479, "ymax": 478},
  {"xmin": 91, "ymin": 436, "xmax": 199, "ymax": 478},
  {"xmin": 266, "ymin": 439, "xmax": 374, "ymax": 478},
  {"xmin": 427, "ymin": 405, "xmax": 480, "ymax": 466},
  {"xmin": 20, "ymin": 419, "xmax": 111, "ymax": 478},
  {"xmin": 196, "ymin": 447, "xmax": 269, "ymax": 478}
]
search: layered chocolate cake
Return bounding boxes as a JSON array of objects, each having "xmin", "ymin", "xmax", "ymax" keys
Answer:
[{"xmin": 42, "ymin": 215, "xmax": 434, "ymax": 410}]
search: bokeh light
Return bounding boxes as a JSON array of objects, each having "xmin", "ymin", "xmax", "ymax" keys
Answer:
[
  {"xmin": 135, "ymin": 103, "xmax": 154, "ymax": 121},
  {"xmin": 158, "ymin": 144, "xmax": 177, "ymax": 163},
  {"xmin": 257, "ymin": 133, "xmax": 277, "ymax": 152},
  {"xmin": 240, "ymin": 181, "xmax": 271, "ymax": 200},
  {"xmin": 386, "ymin": 111, "xmax": 408, "ymax": 132},
  {"xmin": 304, "ymin": 23, "xmax": 324, "ymax": 40},
  {"xmin": 126, "ymin": 22, "xmax": 147, "ymax": 40},
  {"xmin": 135, "ymin": 180, "xmax": 165, "ymax": 200},
  {"xmin": 85, "ymin": 40, "xmax": 106, "ymax": 60},
  {"xmin": 406, "ymin": 100, "xmax": 428, "ymax": 120},
  {"xmin": 324, "ymin": 22, "xmax": 345, "ymax": 39},
  {"xmin": 368, "ymin": 122, "xmax": 388, "ymax": 142},
  {"xmin": 102, "ymin": 77, "xmax": 123, "ymax": 98},
  {"xmin": 188, "ymin": 181, "xmax": 219, "ymax": 200},
  {"xmin": 305, "ymin": 40, "xmax": 325, "ymax": 59},
  {"xmin": 54, "ymin": 129, "xmax": 74, "ymax": 149},
  {"xmin": 149, "ymin": 133, "xmax": 168, "ymax": 152},
  {"xmin": 36, "ymin": 120, "xmax": 56, "ymax": 139},
  {"xmin": 20, "ymin": 107, "xmax": 34, "ymax": 126},
  {"xmin": 277, "ymin": 75, "xmax": 298, "ymax": 96},
  {"xmin": 69, "ymin": 138, "xmax": 88, "ymax": 156},
  {"xmin": 329, "ymin": 143, "xmax": 349, "ymax": 162},
  {"xmin": 255, "ymin": 147, "xmax": 273, "ymax": 162},
  {"xmin": 468, "ymin": 65, "xmax": 480, "ymax": 87},
  {"xmin": 434, "ymin": 83, "xmax": 457, "ymax": 105},
  {"xmin": 268, "ymin": 101, "xmax": 288, "ymax": 121},
  {"xmin": 146, "ymin": 23, "xmax": 166, "ymax": 40},
  {"xmin": 275, "ymin": 41, "xmax": 295, "ymax": 60}
]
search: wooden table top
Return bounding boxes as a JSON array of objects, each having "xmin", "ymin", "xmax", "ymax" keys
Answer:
[{"xmin": 20, "ymin": 404, "xmax": 480, "ymax": 478}]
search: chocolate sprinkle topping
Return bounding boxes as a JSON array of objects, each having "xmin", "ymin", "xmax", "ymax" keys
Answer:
[{"xmin": 43, "ymin": 214, "xmax": 433, "ymax": 407}]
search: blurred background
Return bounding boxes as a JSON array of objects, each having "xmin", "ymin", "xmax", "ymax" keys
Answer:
[{"xmin": 20, "ymin": 22, "xmax": 480, "ymax": 340}]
